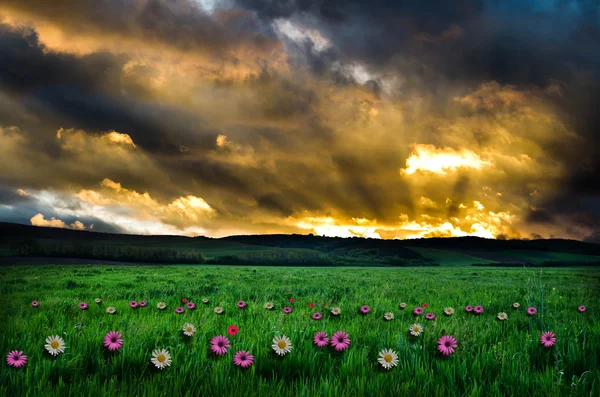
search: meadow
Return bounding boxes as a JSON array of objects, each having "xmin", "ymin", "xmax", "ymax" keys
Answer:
[{"xmin": 1, "ymin": 265, "xmax": 599, "ymax": 396}]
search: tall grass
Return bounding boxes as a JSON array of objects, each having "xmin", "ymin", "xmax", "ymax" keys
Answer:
[{"xmin": 0, "ymin": 265, "xmax": 598, "ymax": 396}]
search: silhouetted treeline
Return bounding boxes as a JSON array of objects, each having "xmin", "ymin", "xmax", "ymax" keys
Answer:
[{"xmin": 9, "ymin": 240, "xmax": 205, "ymax": 264}]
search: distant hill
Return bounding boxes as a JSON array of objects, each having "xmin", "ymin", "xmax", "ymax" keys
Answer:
[{"xmin": 1, "ymin": 222, "xmax": 599, "ymax": 266}]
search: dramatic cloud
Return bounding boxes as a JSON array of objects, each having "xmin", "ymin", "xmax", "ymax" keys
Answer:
[{"xmin": 0, "ymin": 1, "xmax": 599, "ymax": 240}]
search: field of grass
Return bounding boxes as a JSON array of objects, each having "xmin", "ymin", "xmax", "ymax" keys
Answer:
[
  {"xmin": 407, "ymin": 247, "xmax": 499, "ymax": 266},
  {"xmin": 1, "ymin": 265, "xmax": 599, "ymax": 396}
]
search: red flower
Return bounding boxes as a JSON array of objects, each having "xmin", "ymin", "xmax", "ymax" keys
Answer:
[
  {"xmin": 308, "ymin": 303, "xmax": 315, "ymax": 308},
  {"xmin": 182, "ymin": 298, "xmax": 188, "ymax": 303},
  {"xmin": 422, "ymin": 303, "xmax": 428, "ymax": 307},
  {"xmin": 289, "ymin": 298, "xmax": 295, "ymax": 303},
  {"xmin": 227, "ymin": 325, "xmax": 239, "ymax": 336}
]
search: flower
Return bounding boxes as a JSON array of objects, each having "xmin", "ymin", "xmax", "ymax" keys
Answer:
[
  {"xmin": 399, "ymin": 302, "xmax": 407, "ymax": 309},
  {"xmin": 409, "ymin": 323, "xmax": 423, "ymax": 336},
  {"xmin": 527, "ymin": 307, "xmax": 537, "ymax": 316},
  {"xmin": 103, "ymin": 331, "xmax": 123, "ymax": 351},
  {"xmin": 182, "ymin": 323, "xmax": 196, "ymax": 336},
  {"xmin": 79, "ymin": 302, "xmax": 88, "ymax": 310},
  {"xmin": 272, "ymin": 335, "xmax": 292, "ymax": 356},
  {"xmin": 313, "ymin": 332, "xmax": 329, "ymax": 348},
  {"xmin": 106, "ymin": 306, "xmax": 116, "ymax": 314},
  {"xmin": 129, "ymin": 301, "xmax": 138, "ymax": 309},
  {"xmin": 264, "ymin": 302, "xmax": 274, "ymax": 310},
  {"xmin": 175, "ymin": 307, "xmax": 184, "ymax": 314},
  {"xmin": 210, "ymin": 335, "xmax": 230, "ymax": 355},
  {"xmin": 139, "ymin": 301, "xmax": 147, "ymax": 307},
  {"xmin": 151, "ymin": 349, "xmax": 171, "ymax": 370},
  {"xmin": 360, "ymin": 305, "xmax": 370, "ymax": 314},
  {"xmin": 157, "ymin": 302, "xmax": 166, "ymax": 310},
  {"xmin": 6, "ymin": 351, "xmax": 27, "ymax": 368},
  {"xmin": 378, "ymin": 349, "xmax": 398, "ymax": 370},
  {"xmin": 227, "ymin": 325, "xmax": 239, "ymax": 336},
  {"xmin": 473, "ymin": 305, "xmax": 484, "ymax": 314},
  {"xmin": 31, "ymin": 301, "xmax": 39, "ymax": 307},
  {"xmin": 422, "ymin": 303, "xmax": 428, "ymax": 308},
  {"xmin": 311, "ymin": 312, "xmax": 323, "ymax": 320},
  {"xmin": 513, "ymin": 302, "xmax": 520, "ymax": 309},
  {"xmin": 289, "ymin": 298, "xmax": 295, "ymax": 303},
  {"xmin": 444, "ymin": 307, "xmax": 454, "ymax": 316},
  {"xmin": 202, "ymin": 298, "xmax": 209, "ymax": 304},
  {"xmin": 497, "ymin": 312, "xmax": 508, "ymax": 321},
  {"xmin": 425, "ymin": 313, "xmax": 436, "ymax": 320},
  {"xmin": 437, "ymin": 335, "xmax": 458, "ymax": 356},
  {"xmin": 94, "ymin": 298, "xmax": 102, "ymax": 304},
  {"xmin": 309, "ymin": 302, "xmax": 315, "ymax": 308},
  {"xmin": 214, "ymin": 306, "xmax": 224, "ymax": 314},
  {"xmin": 331, "ymin": 331, "xmax": 351, "ymax": 351},
  {"xmin": 413, "ymin": 307, "xmax": 423, "ymax": 316},
  {"xmin": 181, "ymin": 298, "xmax": 188, "ymax": 303},
  {"xmin": 331, "ymin": 307, "xmax": 341, "ymax": 316},
  {"xmin": 44, "ymin": 335, "xmax": 66, "ymax": 356},
  {"xmin": 186, "ymin": 302, "xmax": 196, "ymax": 310},
  {"xmin": 237, "ymin": 300, "xmax": 247, "ymax": 309},
  {"xmin": 578, "ymin": 305, "xmax": 586, "ymax": 313},
  {"xmin": 465, "ymin": 305, "xmax": 473, "ymax": 312},
  {"xmin": 384, "ymin": 312, "xmax": 394, "ymax": 321},
  {"xmin": 233, "ymin": 351, "xmax": 255, "ymax": 368},
  {"xmin": 282, "ymin": 307, "xmax": 293, "ymax": 314},
  {"xmin": 540, "ymin": 332, "xmax": 556, "ymax": 348}
]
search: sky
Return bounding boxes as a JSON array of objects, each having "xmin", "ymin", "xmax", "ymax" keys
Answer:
[{"xmin": 0, "ymin": 0, "xmax": 599, "ymax": 241}]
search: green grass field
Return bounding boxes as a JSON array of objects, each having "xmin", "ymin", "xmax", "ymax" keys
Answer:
[{"xmin": 1, "ymin": 265, "xmax": 599, "ymax": 396}]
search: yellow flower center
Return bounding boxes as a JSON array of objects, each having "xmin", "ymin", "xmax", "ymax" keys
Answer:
[
  {"xmin": 51, "ymin": 341, "xmax": 59, "ymax": 349},
  {"xmin": 278, "ymin": 341, "xmax": 287, "ymax": 349},
  {"xmin": 157, "ymin": 354, "xmax": 166, "ymax": 363},
  {"xmin": 187, "ymin": 327, "xmax": 193, "ymax": 332},
  {"xmin": 413, "ymin": 327, "xmax": 420, "ymax": 332},
  {"xmin": 384, "ymin": 354, "xmax": 393, "ymax": 363}
]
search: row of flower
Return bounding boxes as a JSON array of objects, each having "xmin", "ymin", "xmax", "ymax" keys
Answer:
[{"xmin": 30, "ymin": 299, "xmax": 588, "ymax": 320}]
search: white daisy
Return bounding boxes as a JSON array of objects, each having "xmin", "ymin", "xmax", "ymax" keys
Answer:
[
  {"xmin": 377, "ymin": 348, "xmax": 398, "ymax": 370},
  {"xmin": 513, "ymin": 302, "xmax": 520, "ymax": 308},
  {"xmin": 399, "ymin": 302, "xmax": 407, "ymax": 309},
  {"xmin": 44, "ymin": 335, "xmax": 66, "ymax": 356},
  {"xmin": 214, "ymin": 306, "xmax": 224, "ymax": 314},
  {"xmin": 94, "ymin": 298, "xmax": 102, "ymax": 304},
  {"xmin": 272, "ymin": 335, "xmax": 293, "ymax": 356},
  {"xmin": 157, "ymin": 302, "xmax": 167, "ymax": 310},
  {"xmin": 444, "ymin": 307, "xmax": 455, "ymax": 316},
  {"xmin": 202, "ymin": 298, "xmax": 209, "ymax": 304},
  {"xmin": 384, "ymin": 312, "xmax": 394, "ymax": 321},
  {"xmin": 151, "ymin": 349, "xmax": 172, "ymax": 370},
  {"xmin": 182, "ymin": 323, "xmax": 196, "ymax": 336},
  {"xmin": 409, "ymin": 323, "xmax": 423, "ymax": 336},
  {"xmin": 497, "ymin": 312, "xmax": 508, "ymax": 321},
  {"xmin": 264, "ymin": 302, "xmax": 274, "ymax": 310},
  {"xmin": 106, "ymin": 306, "xmax": 116, "ymax": 314},
  {"xmin": 331, "ymin": 307, "xmax": 341, "ymax": 316}
]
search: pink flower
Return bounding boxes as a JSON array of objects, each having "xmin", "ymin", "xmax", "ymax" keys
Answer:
[
  {"xmin": 413, "ymin": 307, "xmax": 423, "ymax": 315},
  {"xmin": 129, "ymin": 301, "xmax": 138, "ymax": 309},
  {"xmin": 360, "ymin": 305, "xmax": 370, "ymax": 314},
  {"xmin": 6, "ymin": 350, "xmax": 27, "ymax": 368},
  {"xmin": 540, "ymin": 332, "xmax": 556, "ymax": 348},
  {"xmin": 237, "ymin": 301, "xmax": 247, "ymax": 309},
  {"xmin": 103, "ymin": 331, "xmax": 123, "ymax": 351},
  {"xmin": 313, "ymin": 332, "xmax": 329, "ymax": 348},
  {"xmin": 31, "ymin": 301, "xmax": 39, "ymax": 307},
  {"xmin": 233, "ymin": 350, "xmax": 254, "ymax": 368},
  {"xmin": 527, "ymin": 307, "xmax": 537, "ymax": 316},
  {"xmin": 425, "ymin": 313, "xmax": 436, "ymax": 320},
  {"xmin": 210, "ymin": 335, "xmax": 230, "ymax": 355},
  {"xmin": 186, "ymin": 302, "xmax": 196, "ymax": 310},
  {"xmin": 578, "ymin": 305, "xmax": 586, "ymax": 313},
  {"xmin": 175, "ymin": 307, "xmax": 184, "ymax": 314},
  {"xmin": 79, "ymin": 302, "xmax": 88, "ymax": 310},
  {"xmin": 437, "ymin": 335, "xmax": 458, "ymax": 356},
  {"xmin": 282, "ymin": 307, "xmax": 292, "ymax": 314},
  {"xmin": 473, "ymin": 305, "xmax": 484, "ymax": 314},
  {"xmin": 139, "ymin": 301, "xmax": 147, "ymax": 307},
  {"xmin": 308, "ymin": 303, "xmax": 315, "ymax": 308},
  {"xmin": 422, "ymin": 303, "xmax": 428, "ymax": 308},
  {"xmin": 465, "ymin": 305, "xmax": 473, "ymax": 312},
  {"xmin": 330, "ymin": 331, "xmax": 351, "ymax": 351},
  {"xmin": 289, "ymin": 298, "xmax": 295, "ymax": 303},
  {"xmin": 312, "ymin": 312, "xmax": 323, "ymax": 320}
]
